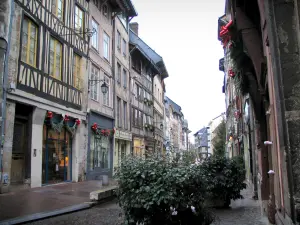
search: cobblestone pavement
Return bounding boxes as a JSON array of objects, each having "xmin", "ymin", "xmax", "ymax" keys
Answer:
[{"xmin": 28, "ymin": 186, "xmax": 268, "ymax": 225}]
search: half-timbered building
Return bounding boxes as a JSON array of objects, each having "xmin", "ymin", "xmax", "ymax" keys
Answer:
[{"xmin": 2, "ymin": 0, "xmax": 90, "ymax": 191}]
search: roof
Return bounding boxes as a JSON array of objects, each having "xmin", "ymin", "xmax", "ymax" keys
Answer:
[
  {"xmin": 165, "ymin": 96, "xmax": 182, "ymax": 116},
  {"xmin": 129, "ymin": 30, "xmax": 169, "ymax": 78},
  {"xmin": 110, "ymin": 0, "xmax": 138, "ymax": 17}
]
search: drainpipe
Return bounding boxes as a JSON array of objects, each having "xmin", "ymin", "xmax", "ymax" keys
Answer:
[
  {"xmin": 0, "ymin": 0, "xmax": 13, "ymax": 186},
  {"xmin": 264, "ymin": 0, "xmax": 295, "ymax": 222}
]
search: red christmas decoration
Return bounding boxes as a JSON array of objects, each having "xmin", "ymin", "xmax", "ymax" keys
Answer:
[
  {"xmin": 220, "ymin": 20, "xmax": 233, "ymax": 48},
  {"xmin": 219, "ymin": 20, "xmax": 233, "ymax": 37},
  {"xmin": 75, "ymin": 119, "xmax": 81, "ymax": 126},
  {"xmin": 91, "ymin": 123, "xmax": 98, "ymax": 131},
  {"xmin": 105, "ymin": 129, "xmax": 110, "ymax": 136},
  {"xmin": 47, "ymin": 111, "xmax": 53, "ymax": 118},
  {"xmin": 64, "ymin": 115, "xmax": 70, "ymax": 122},
  {"xmin": 234, "ymin": 110, "xmax": 241, "ymax": 118},
  {"xmin": 228, "ymin": 69, "xmax": 235, "ymax": 78},
  {"xmin": 101, "ymin": 129, "xmax": 106, "ymax": 135}
]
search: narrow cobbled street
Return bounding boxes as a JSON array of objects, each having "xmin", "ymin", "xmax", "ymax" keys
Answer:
[{"xmin": 28, "ymin": 186, "xmax": 267, "ymax": 225}]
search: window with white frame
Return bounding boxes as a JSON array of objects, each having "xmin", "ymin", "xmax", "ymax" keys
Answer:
[
  {"xmin": 117, "ymin": 30, "xmax": 121, "ymax": 51},
  {"xmin": 91, "ymin": 19, "xmax": 98, "ymax": 50},
  {"xmin": 122, "ymin": 38, "xmax": 126, "ymax": 57},
  {"xmin": 123, "ymin": 101, "xmax": 127, "ymax": 129},
  {"xmin": 90, "ymin": 64, "xmax": 99, "ymax": 100},
  {"xmin": 117, "ymin": 63, "xmax": 121, "ymax": 84},
  {"xmin": 123, "ymin": 69, "xmax": 127, "ymax": 88},
  {"xmin": 103, "ymin": 32, "xmax": 110, "ymax": 60},
  {"xmin": 103, "ymin": 74, "xmax": 110, "ymax": 106},
  {"xmin": 117, "ymin": 97, "xmax": 122, "ymax": 127}
]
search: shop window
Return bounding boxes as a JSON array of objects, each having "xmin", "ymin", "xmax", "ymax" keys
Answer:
[
  {"xmin": 90, "ymin": 135, "xmax": 110, "ymax": 170},
  {"xmin": 42, "ymin": 124, "xmax": 72, "ymax": 184}
]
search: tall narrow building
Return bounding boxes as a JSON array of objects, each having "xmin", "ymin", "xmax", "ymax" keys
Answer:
[
  {"xmin": 87, "ymin": 0, "xmax": 136, "ymax": 180},
  {"xmin": 113, "ymin": 8, "xmax": 137, "ymax": 170},
  {"xmin": 129, "ymin": 23, "xmax": 168, "ymax": 157}
]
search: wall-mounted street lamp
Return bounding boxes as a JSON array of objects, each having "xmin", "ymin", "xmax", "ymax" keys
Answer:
[
  {"xmin": 88, "ymin": 79, "xmax": 108, "ymax": 95},
  {"xmin": 153, "ymin": 122, "xmax": 163, "ymax": 130}
]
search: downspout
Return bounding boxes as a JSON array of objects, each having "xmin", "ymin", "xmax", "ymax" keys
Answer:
[
  {"xmin": 264, "ymin": 0, "xmax": 296, "ymax": 222},
  {"xmin": 0, "ymin": 0, "xmax": 13, "ymax": 185}
]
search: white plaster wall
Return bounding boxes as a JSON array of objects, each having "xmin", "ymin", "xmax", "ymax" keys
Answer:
[
  {"xmin": 72, "ymin": 123, "xmax": 88, "ymax": 182},
  {"xmin": 31, "ymin": 107, "xmax": 46, "ymax": 188},
  {"xmin": 1, "ymin": 101, "xmax": 16, "ymax": 187},
  {"xmin": 88, "ymin": 1, "xmax": 114, "ymax": 118}
]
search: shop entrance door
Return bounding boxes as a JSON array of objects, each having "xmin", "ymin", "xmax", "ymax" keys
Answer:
[{"xmin": 42, "ymin": 126, "xmax": 72, "ymax": 185}]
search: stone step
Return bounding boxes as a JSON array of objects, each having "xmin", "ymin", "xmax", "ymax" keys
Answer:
[{"xmin": 90, "ymin": 185, "xmax": 118, "ymax": 201}]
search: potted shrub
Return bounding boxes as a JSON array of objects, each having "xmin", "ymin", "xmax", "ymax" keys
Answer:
[{"xmin": 201, "ymin": 155, "xmax": 246, "ymax": 208}]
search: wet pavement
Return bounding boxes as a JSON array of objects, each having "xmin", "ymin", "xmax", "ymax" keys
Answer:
[
  {"xmin": 0, "ymin": 181, "xmax": 104, "ymax": 222},
  {"xmin": 28, "ymin": 185, "xmax": 268, "ymax": 225}
]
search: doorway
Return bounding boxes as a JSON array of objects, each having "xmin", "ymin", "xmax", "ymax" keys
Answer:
[
  {"xmin": 11, "ymin": 120, "xmax": 27, "ymax": 183},
  {"xmin": 42, "ymin": 125, "xmax": 72, "ymax": 184},
  {"xmin": 11, "ymin": 103, "xmax": 32, "ymax": 186}
]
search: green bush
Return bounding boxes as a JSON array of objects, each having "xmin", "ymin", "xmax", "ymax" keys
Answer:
[
  {"xmin": 114, "ymin": 156, "xmax": 215, "ymax": 225},
  {"xmin": 201, "ymin": 155, "xmax": 246, "ymax": 207}
]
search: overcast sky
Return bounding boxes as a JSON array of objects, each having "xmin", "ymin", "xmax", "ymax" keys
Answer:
[{"xmin": 130, "ymin": 0, "xmax": 226, "ymax": 137}]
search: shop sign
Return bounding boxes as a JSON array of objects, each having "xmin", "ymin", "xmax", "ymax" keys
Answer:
[{"xmin": 115, "ymin": 129, "xmax": 132, "ymax": 141}]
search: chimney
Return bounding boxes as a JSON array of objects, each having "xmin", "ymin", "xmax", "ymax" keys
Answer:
[{"xmin": 130, "ymin": 22, "xmax": 139, "ymax": 36}]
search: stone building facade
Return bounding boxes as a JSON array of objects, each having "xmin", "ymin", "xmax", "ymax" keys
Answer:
[
  {"xmin": 113, "ymin": 13, "xmax": 137, "ymax": 171},
  {"xmin": 218, "ymin": 0, "xmax": 300, "ymax": 224}
]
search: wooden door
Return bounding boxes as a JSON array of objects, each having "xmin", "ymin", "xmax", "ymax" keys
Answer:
[{"xmin": 11, "ymin": 121, "xmax": 26, "ymax": 183}]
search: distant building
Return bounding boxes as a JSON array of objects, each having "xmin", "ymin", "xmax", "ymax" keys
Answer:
[{"xmin": 194, "ymin": 127, "xmax": 210, "ymax": 157}]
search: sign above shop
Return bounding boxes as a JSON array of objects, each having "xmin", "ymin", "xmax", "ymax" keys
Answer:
[{"xmin": 115, "ymin": 129, "xmax": 132, "ymax": 141}]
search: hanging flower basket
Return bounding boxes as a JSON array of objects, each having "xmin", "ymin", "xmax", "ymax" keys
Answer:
[
  {"xmin": 144, "ymin": 98, "xmax": 149, "ymax": 104},
  {"xmin": 144, "ymin": 124, "xmax": 149, "ymax": 129},
  {"xmin": 147, "ymin": 100, "xmax": 153, "ymax": 106}
]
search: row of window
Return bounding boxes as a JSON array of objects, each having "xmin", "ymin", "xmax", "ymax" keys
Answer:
[
  {"xmin": 90, "ymin": 64, "xmax": 110, "ymax": 106},
  {"xmin": 91, "ymin": 19, "xmax": 110, "ymax": 60},
  {"xmin": 116, "ymin": 30, "xmax": 127, "ymax": 58},
  {"xmin": 52, "ymin": 0, "xmax": 110, "ymax": 38},
  {"xmin": 21, "ymin": 17, "xmax": 82, "ymax": 88},
  {"xmin": 134, "ymin": 84, "xmax": 152, "ymax": 102},
  {"xmin": 117, "ymin": 98, "xmax": 128, "ymax": 129},
  {"xmin": 117, "ymin": 63, "xmax": 127, "ymax": 88},
  {"xmin": 132, "ymin": 108, "xmax": 153, "ymax": 128}
]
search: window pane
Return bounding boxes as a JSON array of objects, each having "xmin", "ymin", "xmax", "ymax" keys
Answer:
[{"xmin": 92, "ymin": 20, "xmax": 98, "ymax": 49}]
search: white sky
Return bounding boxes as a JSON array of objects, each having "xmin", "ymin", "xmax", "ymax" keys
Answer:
[{"xmin": 130, "ymin": 0, "xmax": 226, "ymax": 135}]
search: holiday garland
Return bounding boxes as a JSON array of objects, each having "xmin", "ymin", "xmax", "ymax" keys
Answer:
[
  {"xmin": 91, "ymin": 123, "xmax": 115, "ymax": 138},
  {"xmin": 45, "ymin": 111, "xmax": 81, "ymax": 136}
]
